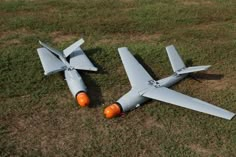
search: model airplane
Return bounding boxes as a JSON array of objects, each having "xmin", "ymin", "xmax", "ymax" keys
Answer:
[
  {"xmin": 104, "ymin": 46, "xmax": 235, "ymax": 120},
  {"xmin": 37, "ymin": 39, "xmax": 97, "ymax": 107}
]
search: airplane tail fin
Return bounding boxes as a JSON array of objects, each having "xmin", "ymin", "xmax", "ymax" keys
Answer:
[
  {"xmin": 39, "ymin": 40, "xmax": 64, "ymax": 57},
  {"xmin": 63, "ymin": 38, "xmax": 84, "ymax": 57},
  {"xmin": 38, "ymin": 39, "xmax": 97, "ymax": 72},
  {"xmin": 176, "ymin": 65, "xmax": 211, "ymax": 75},
  {"xmin": 166, "ymin": 45, "xmax": 211, "ymax": 75},
  {"xmin": 166, "ymin": 45, "xmax": 186, "ymax": 72},
  {"xmin": 37, "ymin": 48, "xmax": 66, "ymax": 75},
  {"xmin": 64, "ymin": 39, "xmax": 97, "ymax": 71}
]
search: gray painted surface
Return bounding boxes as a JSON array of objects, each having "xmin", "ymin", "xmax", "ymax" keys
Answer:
[
  {"xmin": 143, "ymin": 87, "xmax": 235, "ymax": 120},
  {"xmin": 118, "ymin": 47, "xmax": 153, "ymax": 89},
  {"xmin": 70, "ymin": 47, "xmax": 98, "ymax": 71},
  {"xmin": 37, "ymin": 39, "xmax": 97, "ymax": 98},
  {"xmin": 177, "ymin": 65, "xmax": 211, "ymax": 75},
  {"xmin": 166, "ymin": 45, "xmax": 186, "ymax": 72},
  {"xmin": 64, "ymin": 69, "xmax": 87, "ymax": 97},
  {"xmin": 37, "ymin": 48, "xmax": 66, "ymax": 75},
  {"xmin": 115, "ymin": 46, "xmax": 235, "ymax": 120}
]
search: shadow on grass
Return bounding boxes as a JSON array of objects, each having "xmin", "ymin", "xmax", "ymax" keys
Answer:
[
  {"xmin": 193, "ymin": 73, "xmax": 224, "ymax": 80},
  {"xmin": 185, "ymin": 58, "xmax": 193, "ymax": 67},
  {"xmin": 134, "ymin": 54, "xmax": 159, "ymax": 80},
  {"xmin": 84, "ymin": 47, "xmax": 107, "ymax": 74},
  {"xmin": 80, "ymin": 72, "xmax": 103, "ymax": 108},
  {"xmin": 185, "ymin": 59, "xmax": 224, "ymax": 82},
  {"xmin": 83, "ymin": 47, "xmax": 105, "ymax": 108}
]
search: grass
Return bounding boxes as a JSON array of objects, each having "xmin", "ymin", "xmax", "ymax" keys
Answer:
[{"xmin": 0, "ymin": 0, "xmax": 236, "ymax": 156}]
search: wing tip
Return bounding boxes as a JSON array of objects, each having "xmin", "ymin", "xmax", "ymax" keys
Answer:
[
  {"xmin": 37, "ymin": 47, "xmax": 44, "ymax": 51},
  {"xmin": 91, "ymin": 67, "xmax": 98, "ymax": 71},
  {"xmin": 78, "ymin": 38, "xmax": 85, "ymax": 44},
  {"xmin": 166, "ymin": 45, "xmax": 175, "ymax": 50},
  {"xmin": 118, "ymin": 47, "xmax": 128, "ymax": 52},
  {"xmin": 76, "ymin": 38, "xmax": 84, "ymax": 46},
  {"xmin": 226, "ymin": 113, "xmax": 235, "ymax": 120},
  {"xmin": 206, "ymin": 65, "xmax": 211, "ymax": 69},
  {"xmin": 39, "ymin": 40, "xmax": 43, "ymax": 45}
]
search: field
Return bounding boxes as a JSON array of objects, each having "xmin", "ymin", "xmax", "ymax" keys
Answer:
[{"xmin": 0, "ymin": 0, "xmax": 236, "ymax": 156}]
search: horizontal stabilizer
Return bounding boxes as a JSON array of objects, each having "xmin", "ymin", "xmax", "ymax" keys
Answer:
[
  {"xmin": 74, "ymin": 66, "xmax": 98, "ymax": 71},
  {"xmin": 166, "ymin": 45, "xmax": 186, "ymax": 72},
  {"xmin": 63, "ymin": 39, "xmax": 84, "ymax": 57},
  {"xmin": 177, "ymin": 65, "xmax": 211, "ymax": 75},
  {"xmin": 142, "ymin": 87, "xmax": 235, "ymax": 120},
  {"xmin": 69, "ymin": 47, "xmax": 97, "ymax": 71},
  {"xmin": 37, "ymin": 48, "xmax": 66, "ymax": 75}
]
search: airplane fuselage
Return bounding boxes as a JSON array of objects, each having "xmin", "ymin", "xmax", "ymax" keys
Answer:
[
  {"xmin": 158, "ymin": 73, "xmax": 187, "ymax": 88},
  {"xmin": 116, "ymin": 73, "xmax": 188, "ymax": 112},
  {"xmin": 64, "ymin": 68, "xmax": 87, "ymax": 97}
]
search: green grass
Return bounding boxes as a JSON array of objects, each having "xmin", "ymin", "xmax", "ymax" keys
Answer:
[{"xmin": 0, "ymin": 0, "xmax": 236, "ymax": 156}]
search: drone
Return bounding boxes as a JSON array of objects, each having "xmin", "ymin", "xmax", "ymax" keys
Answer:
[
  {"xmin": 103, "ymin": 46, "xmax": 235, "ymax": 120},
  {"xmin": 37, "ymin": 39, "xmax": 97, "ymax": 107},
  {"xmin": 37, "ymin": 40, "xmax": 235, "ymax": 120}
]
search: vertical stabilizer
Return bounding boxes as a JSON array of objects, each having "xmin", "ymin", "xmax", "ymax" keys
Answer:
[
  {"xmin": 63, "ymin": 39, "xmax": 84, "ymax": 57},
  {"xmin": 166, "ymin": 45, "xmax": 186, "ymax": 72}
]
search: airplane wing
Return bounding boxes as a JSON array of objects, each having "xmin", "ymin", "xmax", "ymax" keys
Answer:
[
  {"xmin": 118, "ymin": 47, "xmax": 153, "ymax": 88},
  {"xmin": 142, "ymin": 87, "xmax": 235, "ymax": 120},
  {"xmin": 37, "ymin": 48, "xmax": 66, "ymax": 75},
  {"xmin": 69, "ymin": 47, "xmax": 98, "ymax": 71}
]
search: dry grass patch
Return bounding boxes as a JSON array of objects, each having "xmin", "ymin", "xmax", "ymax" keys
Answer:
[
  {"xmin": 97, "ymin": 32, "xmax": 161, "ymax": 45},
  {"xmin": 178, "ymin": 0, "xmax": 215, "ymax": 6},
  {"xmin": 194, "ymin": 71, "xmax": 236, "ymax": 91},
  {"xmin": 50, "ymin": 31, "xmax": 77, "ymax": 43},
  {"xmin": 144, "ymin": 116, "xmax": 164, "ymax": 129},
  {"xmin": 119, "ymin": 0, "xmax": 134, "ymax": 3},
  {"xmin": 0, "ymin": 28, "xmax": 35, "ymax": 47},
  {"xmin": 188, "ymin": 144, "xmax": 212, "ymax": 157}
]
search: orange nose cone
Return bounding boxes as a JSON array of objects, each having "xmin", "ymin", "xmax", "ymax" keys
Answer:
[
  {"xmin": 76, "ymin": 92, "xmax": 90, "ymax": 107},
  {"xmin": 104, "ymin": 103, "xmax": 121, "ymax": 119}
]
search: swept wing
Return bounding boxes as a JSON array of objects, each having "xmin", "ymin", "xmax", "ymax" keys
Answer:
[
  {"xmin": 118, "ymin": 47, "xmax": 153, "ymax": 88},
  {"xmin": 142, "ymin": 87, "xmax": 235, "ymax": 120}
]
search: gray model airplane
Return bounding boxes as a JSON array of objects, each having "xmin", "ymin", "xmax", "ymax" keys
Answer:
[
  {"xmin": 37, "ymin": 39, "xmax": 97, "ymax": 107},
  {"xmin": 104, "ymin": 46, "xmax": 235, "ymax": 120}
]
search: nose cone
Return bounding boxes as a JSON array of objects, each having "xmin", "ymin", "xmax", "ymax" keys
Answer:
[
  {"xmin": 76, "ymin": 92, "xmax": 90, "ymax": 107},
  {"xmin": 104, "ymin": 103, "xmax": 121, "ymax": 119}
]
